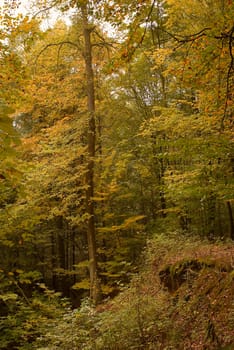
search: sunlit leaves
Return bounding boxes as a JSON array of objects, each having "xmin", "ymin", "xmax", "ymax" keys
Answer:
[
  {"xmin": 0, "ymin": 101, "xmax": 21, "ymax": 209},
  {"xmin": 163, "ymin": 0, "xmax": 234, "ymax": 126}
]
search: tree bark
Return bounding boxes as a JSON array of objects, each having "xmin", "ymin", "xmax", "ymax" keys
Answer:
[
  {"xmin": 81, "ymin": 4, "xmax": 101, "ymax": 304},
  {"xmin": 227, "ymin": 200, "xmax": 234, "ymax": 240}
]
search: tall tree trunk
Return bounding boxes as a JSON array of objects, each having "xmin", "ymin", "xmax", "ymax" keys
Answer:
[
  {"xmin": 81, "ymin": 4, "xmax": 100, "ymax": 304},
  {"xmin": 227, "ymin": 200, "xmax": 234, "ymax": 240}
]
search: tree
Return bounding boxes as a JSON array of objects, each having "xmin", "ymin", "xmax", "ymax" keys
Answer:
[
  {"xmin": 27, "ymin": 0, "xmax": 156, "ymax": 303},
  {"xmin": 80, "ymin": 3, "xmax": 100, "ymax": 303},
  {"xmin": 0, "ymin": 101, "xmax": 21, "ymax": 222},
  {"xmin": 165, "ymin": 0, "xmax": 234, "ymax": 129}
]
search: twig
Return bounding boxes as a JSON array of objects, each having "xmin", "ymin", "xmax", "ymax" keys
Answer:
[
  {"xmin": 32, "ymin": 1, "xmax": 60, "ymax": 19},
  {"xmin": 34, "ymin": 41, "xmax": 80, "ymax": 73}
]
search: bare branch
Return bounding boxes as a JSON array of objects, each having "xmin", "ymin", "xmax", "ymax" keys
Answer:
[
  {"xmin": 34, "ymin": 41, "xmax": 81, "ymax": 72},
  {"xmin": 121, "ymin": 0, "xmax": 157, "ymax": 62},
  {"xmin": 32, "ymin": 1, "xmax": 60, "ymax": 19},
  {"xmin": 92, "ymin": 30, "xmax": 116, "ymax": 57},
  {"xmin": 161, "ymin": 27, "xmax": 212, "ymax": 49}
]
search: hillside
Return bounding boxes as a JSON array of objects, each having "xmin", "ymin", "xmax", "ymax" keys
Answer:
[{"xmin": 23, "ymin": 235, "xmax": 233, "ymax": 350}]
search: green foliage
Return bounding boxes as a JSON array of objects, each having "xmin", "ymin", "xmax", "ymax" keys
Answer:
[
  {"xmin": 0, "ymin": 100, "xmax": 20, "ymax": 169},
  {"xmin": 34, "ymin": 298, "xmax": 98, "ymax": 350},
  {"xmin": 138, "ymin": 106, "xmax": 233, "ymax": 238},
  {"xmin": 0, "ymin": 100, "xmax": 22, "ymax": 251},
  {"xmin": 0, "ymin": 268, "xmax": 70, "ymax": 350}
]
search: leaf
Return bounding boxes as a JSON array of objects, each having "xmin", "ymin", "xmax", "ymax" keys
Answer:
[
  {"xmin": 73, "ymin": 260, "xmax": 90, "ymax": 268},
  {"xmin": 123, "ymin": 215, "xmax": 145, "ymax": 226},
  {"xmin": 0, "ymin": 293, "xmax": 18, "ymax": 301},
  {"xmin": 72, "ymin": 280, "xmax": 90, "ymax": 290}
]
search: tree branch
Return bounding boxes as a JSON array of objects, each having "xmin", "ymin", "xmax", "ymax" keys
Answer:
[
  {"xmin": 122, "ymin": 0, "xmax": 157, "ymax": 62},
  {"xmin": 34, "ymin": 41, "xmax": 81, "ymax": 72},
  {"xmin": 159, "ymin": 25, "xmax": 234, "ymax": 129},
  {"xmin": 92, "ymin": 29, "xmax": 116, "ymax": 50},
  {"xmin": 32, "ymin": 1, "xmax": 60, "ymax": 19}
]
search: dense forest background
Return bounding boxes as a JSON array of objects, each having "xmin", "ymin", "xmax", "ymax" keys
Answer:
[{"xmin": 0, "ymin": 0, "xmax": 233, "ymax": 349}]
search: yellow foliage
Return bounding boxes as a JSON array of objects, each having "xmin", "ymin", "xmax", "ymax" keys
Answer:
[
  {"xmin": 151, "ymin": 48, "xmax": 173, "ymax": 70},
  {"xmin": 72, "ymin": 280, "xmax": 90, "ymax": 290},
  {"xmin": 98, "ymin": 215, "xmax": 145, "ymax": 233}
]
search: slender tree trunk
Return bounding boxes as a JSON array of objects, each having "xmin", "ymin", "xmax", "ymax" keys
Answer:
[
  {"xmin": 81, "ymin": 4, "xmax": 100, "ymax": 304},
  {"xmin": 227, "ymin": 200, "xmax": 234, "ymax": 240}
]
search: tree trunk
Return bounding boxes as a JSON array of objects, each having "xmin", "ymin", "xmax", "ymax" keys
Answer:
[
  {"xmin": 227, "ymin": 200, "xmax": 234, "ymax": 240},
  {"xmin": 81, "ymin": 4, "xmax": 101, "ymax": 304}
]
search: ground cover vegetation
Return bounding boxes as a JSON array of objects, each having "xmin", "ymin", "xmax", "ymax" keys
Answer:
[{"xmin": 0, "ymin": 0, "xmax": 233, "ymax": 348}]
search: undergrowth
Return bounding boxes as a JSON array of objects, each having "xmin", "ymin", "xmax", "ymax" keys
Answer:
[
  {"xmin": 32, "ymin": 233, "xmax": 234, "ymax": 350},
  {"xmin": 2, "ymin": 233, "xmax": 233, "ymax": 349}
]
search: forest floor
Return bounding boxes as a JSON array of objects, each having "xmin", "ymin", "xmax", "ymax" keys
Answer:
[{"xmin": 92, "ymin": 235, "xmax": 234, "ymax": 349}]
